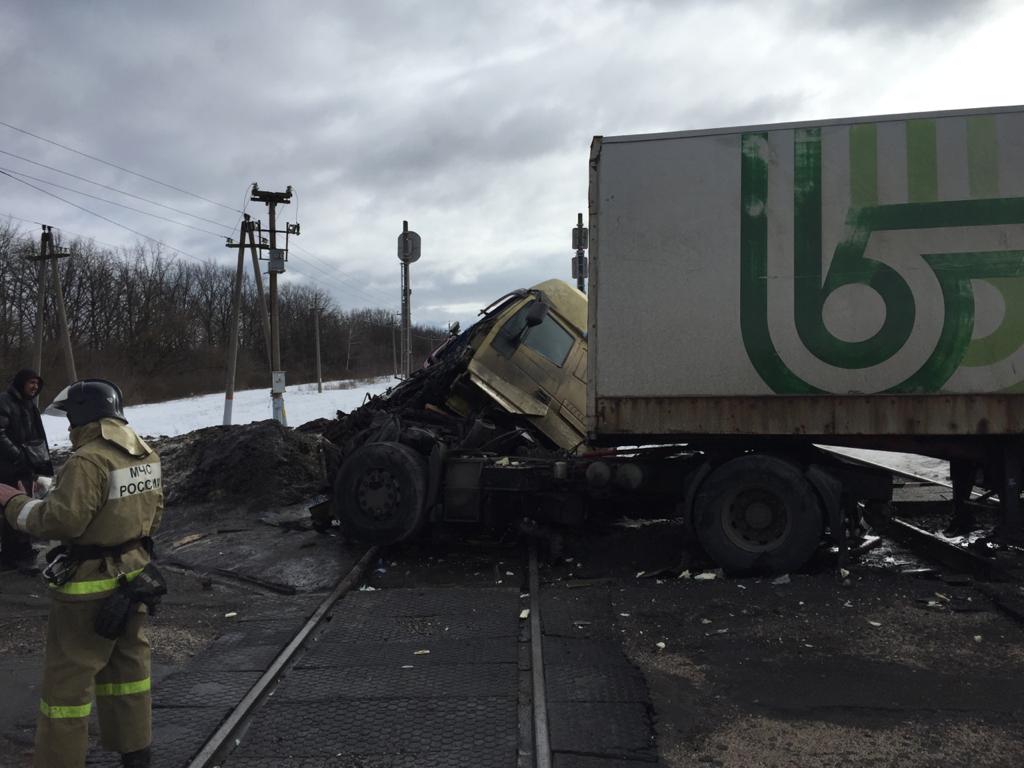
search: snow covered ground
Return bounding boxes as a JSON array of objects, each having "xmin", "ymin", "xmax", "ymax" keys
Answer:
[{"xmin": 41, "ymin": 377, "xmax": 396, "ymax": 448}]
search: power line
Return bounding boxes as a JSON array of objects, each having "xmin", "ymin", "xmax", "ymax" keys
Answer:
[
  {"xmin": 278, "ymin": 259, "xmax": 395, "ymax": 311},
  {"xmin": 0, "ymin": 166, "xmax": 233, "ymax": 239},
  {"xmin": 0, "ymin": 170, "xmax": 210, "ymax": 265},
  {"xmin": 0, "ymin": 120, "xmax": 243, "ymax": 214},
  {"xmin": 289, "ymin": 242, "xmax": 398, "ymax": 306},
  {"xmin": 285, "ymin": 251, "xmax": 391, "ymax": 306},
  {"xmin": 0, "ymin": 210, "xmax": 45, "ymax": 228},
  {"xmin": 0, "ymin": 210, "xmax": 127, "ymax": 251},
  {"xmin": 0, "ymin": 148, "xmax": 237, "ymax": 231}
]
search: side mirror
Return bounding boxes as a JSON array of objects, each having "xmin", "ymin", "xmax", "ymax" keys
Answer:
[{"xmin": 525, "ymin": 301, "xmax": 549, "ymax": 328}]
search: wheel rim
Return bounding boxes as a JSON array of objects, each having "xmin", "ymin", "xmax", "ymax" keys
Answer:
[
  {"xmin": 721, "ymin": 487, "xmax": 791, "ymax": 553},
  {"xmin": 355, "ymin": 467, "xmax": 402, "ymax": 525}
]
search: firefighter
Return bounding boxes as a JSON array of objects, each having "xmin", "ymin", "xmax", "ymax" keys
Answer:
[{"xmin": 0, "ymin": 379, "xmax": 163, "ymax": 768}]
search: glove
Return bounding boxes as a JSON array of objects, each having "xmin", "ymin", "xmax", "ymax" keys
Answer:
[{"xmin": 0, "ymin": 482, "xmax": 27, "ymax": 507}]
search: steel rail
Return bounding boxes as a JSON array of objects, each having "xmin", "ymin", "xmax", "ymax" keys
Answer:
[
  {"xmin": 824, "ymin": 450, "xmax": 1017, "ymax": 581},
  {"xmin": 186, "ymin": 545, "xmax": 379, "ymax": 768},
  {"xmin": 529, "ymin": 543, "xmax": 552, "ymax": 768}
]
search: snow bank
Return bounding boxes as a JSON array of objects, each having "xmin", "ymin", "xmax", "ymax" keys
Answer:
[{"xmin": 41, "ymin": 377, "xmax": 396, "ymax": 448}]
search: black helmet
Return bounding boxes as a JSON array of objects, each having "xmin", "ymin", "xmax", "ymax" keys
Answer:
[{"xmin": 44, "ymin": 379, "xmax": 127, "ymax": 427}]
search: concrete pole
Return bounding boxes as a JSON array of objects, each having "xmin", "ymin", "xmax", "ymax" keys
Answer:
[
  {"xmin": 32, "ymin": 229, "xmax": 47, "ymax": 375},
  {"xmin": 223, "ymin": 218, "xmax": 248, "ymax": 425},
  {"xmin": 313, "ymin": 302, "xmax": 323, "ymax": 393},
  {"xmin": 48, "ymin": 233, "xmax": 77, "ymax": 382},
  {"xmin": 245, "ymin": 221, "xmax": 274, "ymax": 373},
  {"xmin": 268, "ymin": 202, "xmax": 285, "ymax": 425}
]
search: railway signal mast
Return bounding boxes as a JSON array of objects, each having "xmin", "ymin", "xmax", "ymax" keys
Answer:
[
  {"xmin": 571, "ymin": 212, "xmax": 588, "ymax": 294},
  {"xmin": 397, "ymin": 221, "xmax": 421, "ymax": 379}
]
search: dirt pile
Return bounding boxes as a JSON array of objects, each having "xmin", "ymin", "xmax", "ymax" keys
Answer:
[{"xmin": 150, "ymin": 420, "xmax": 326, "ymax": 510}]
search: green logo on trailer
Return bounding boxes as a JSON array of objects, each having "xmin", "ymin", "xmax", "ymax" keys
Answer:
[{"xmin": 740, "ymin": 117, "xmax": 1024, "ymax": 394}]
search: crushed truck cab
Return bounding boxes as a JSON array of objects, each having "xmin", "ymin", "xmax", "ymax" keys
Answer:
[
  {"xmin": 316, "ymin": 279, "xmax": 595, "ymax": 544},
  {"xmin": 456, "ymin": 279, "xmax": 588, "ymax": 452}
]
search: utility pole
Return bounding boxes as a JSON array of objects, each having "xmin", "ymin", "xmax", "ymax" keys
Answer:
[
  {"xmin": 397, "ymin": 221, "xmax": 421, "ymax": 378},
  {"xmin": 313, "ymin": 297, "xmax": 323, "ymax": 393},
  {"xmin": 250, "ymin": 183, "xmax": 298, "ymax": 425},
  {"xmin": 571, "ymin": 212, "xmax": 589, "ymax": 294},
  {"xmin": 222, "ymin": 215, "xmax": 249, "ymax": 425},
  {"xmin": 245, "ymin": 220, "xmax": 274, "ymax": 374},
  {"xmin": 29, "ymin": 226, "xmax": 76, "ymax": 381},
  {"xmin": 391, "ymin": 314, "xmax": 399, "ymax": 379},
  {"xmin": 32, "ymin": 231, "xmax": 48, "ymax": 375}
]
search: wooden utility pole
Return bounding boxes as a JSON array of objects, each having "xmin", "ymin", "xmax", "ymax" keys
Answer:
[
  {"xmin": 222, "ymin": 215, "xmax": 249, "ymax": 424},
  {"xmin": 30, "ymin": 226, "xmax": 76, "ymax": 381},
  {"xmin": 250, "ymin": 183, "xmax": 297, "ymax": 425}
]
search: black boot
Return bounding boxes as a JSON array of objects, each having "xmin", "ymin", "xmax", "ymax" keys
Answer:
[{"xmin": 121, "ymin": 747, "xmax": 151, "ymax": 768}]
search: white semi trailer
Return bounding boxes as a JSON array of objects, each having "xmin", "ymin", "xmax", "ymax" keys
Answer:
[
  {"xmin": 588, "ymin": 104, "xmax": 1024, "ymax": 551},
  {"xmin": 324, "ymin": 105, "xmax": 1024, "ymax": 572}
]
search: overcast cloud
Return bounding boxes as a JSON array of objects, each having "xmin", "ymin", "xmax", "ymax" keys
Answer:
[{"xmin": 0, "ymin": 0, "xmax": 1018, "ymax": 328}]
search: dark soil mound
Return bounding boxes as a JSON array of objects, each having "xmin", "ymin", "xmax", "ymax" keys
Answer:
[{"xmin": 151, "ymin": 420, "xmax": 325, "ymax": 510}]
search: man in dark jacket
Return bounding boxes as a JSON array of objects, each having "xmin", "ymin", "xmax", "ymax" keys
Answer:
[{"xmin": 0, "ymin": 368, "xmax": 53, "ymax": 568}]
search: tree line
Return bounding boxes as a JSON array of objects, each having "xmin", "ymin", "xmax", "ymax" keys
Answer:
[{"xmin": 0, "ymin": 222, "xmax": 448, "ymax": 404}]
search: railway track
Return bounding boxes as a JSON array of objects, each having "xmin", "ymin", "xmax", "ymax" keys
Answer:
[
  {"xmin": 174, "ymin": 542, "xmax": 564, "ymax": 768},
  {"xmin": 829, "ymin": 449, "xmax": 1024, "ymax": 584}
]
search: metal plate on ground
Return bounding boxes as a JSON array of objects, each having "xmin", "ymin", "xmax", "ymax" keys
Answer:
[
  {"xmin": 541, "ymin": 588, "xmax": 616, "ymax": 638},
  {"xmin": 226, "ymin": 750, "xmax": 513, "ymax": 767},
  {"xmin": 547, "ymin": 702, "xmax": 656, "ymax": 760},
  {"xmin": 87, "ymin": 706, "xmax": 233, "ymax": 768},
  {"xmin": 341, "ymin": 587, "xmax": 519, "ymax": 616},
  {"xmin": 186, "ymin": 624, "xmax": 298, "ymax": 672},
  {"xmin": 314, "ymin": 612, "xmax": 518, "ymax": 643},
  {"xmin": 298, "ymin": 637, "xmax": 519, "ymax": 668},
  {"xmin": 542, "ymin": 637, "xmax": 634, "ymax": 667},
  {"xmin": 154, "ymin": 669, "xmax": 263, "ymax": 709},
  {"xmin": 275, "ymin": 663, "xmax": 517, "ymax": 700},
  {"xmin": 554, "ymin": 756, "xmax": 662, "ymax": 768},
  {"xmin": 541, "ymin": 614, "xmax": 620, "ymax": 639},
  {"xmin": 545, "ymin": 664, "xmax": 649, "ymax": 702},
  {"xmin": 163, "ymin": 527, "xmax": 359, "ymax": 593},
  {"xmin": 234, "ymin": 698, "xmax": 517, "ymax": 756}
]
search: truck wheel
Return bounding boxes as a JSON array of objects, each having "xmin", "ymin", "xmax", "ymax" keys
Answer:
[
  {"xmin": 333, "ymin": 441, "xmax": 429, "ymax": 544},
  {"xmin": 694, "ymin": 455, "xmax": 822, "ymax": 574}
]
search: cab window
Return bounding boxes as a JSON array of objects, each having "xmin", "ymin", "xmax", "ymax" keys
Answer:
[
  {"xmin": 491, "ymin": 301, "xmax": 574, "ymax": 366},
  {"xmin": 523, "ymin": 316, "xmax": 574, "ymax": 366}
]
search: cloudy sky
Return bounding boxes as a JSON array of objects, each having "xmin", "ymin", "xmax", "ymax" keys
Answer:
[{"xmin": 1, "ymin": 0, "xmax": 1022, "ymax": 328}]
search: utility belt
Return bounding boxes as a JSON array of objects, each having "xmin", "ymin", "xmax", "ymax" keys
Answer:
[
  {"xmin": 42, "ymin": 537, "xmax": 152, "ymax": 587},
  {"xmin": 42, "ymin": 537, "xmax": 167, "ymax": 639}
]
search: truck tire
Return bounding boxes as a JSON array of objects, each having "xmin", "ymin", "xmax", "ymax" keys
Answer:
[
  {"xmin": 333, "ymin": 441, "xmax": 429, "ymax": 544},
  {"xmin": 694, "ymin": 454, "xmax": 823, "ymax": 574}
]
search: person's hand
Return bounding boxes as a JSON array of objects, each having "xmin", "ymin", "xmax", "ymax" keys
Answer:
[{"xmin": 0, "ymin": 482, "xmax": 27, "ymax": 507}]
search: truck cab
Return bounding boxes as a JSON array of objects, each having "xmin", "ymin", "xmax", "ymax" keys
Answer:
[{"xmin": 448, "ymin": 279, "xmax": 588, "ymax": 453}]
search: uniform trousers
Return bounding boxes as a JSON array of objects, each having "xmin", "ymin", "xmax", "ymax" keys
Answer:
[{"xmin": 33, "ymin": 600, "xmax": 151, "ymax": 768}]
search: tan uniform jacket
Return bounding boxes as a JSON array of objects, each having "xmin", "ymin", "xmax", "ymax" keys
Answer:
[{"xmin": 3, "ymin": 418, "xmax": 163, "ymax": 602}]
